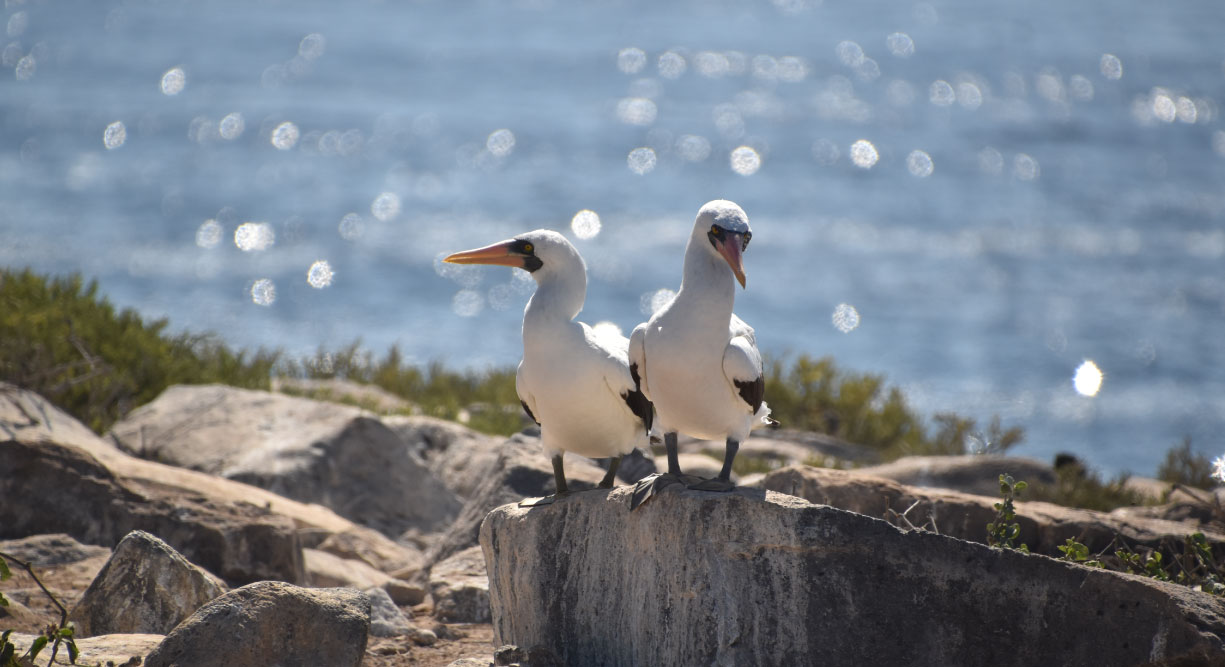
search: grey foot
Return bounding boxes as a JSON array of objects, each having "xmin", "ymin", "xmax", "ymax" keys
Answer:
[
  {"xmin": 518, "ymin": 492, "xmax": 570, "ymax": 507},
  {"xmin": 687, "ymin": 477, "xmax": 736, "ymax": 492},
  {"xmin": 629, "ymin": 472, "xmax": 683, "ymax": 510}
]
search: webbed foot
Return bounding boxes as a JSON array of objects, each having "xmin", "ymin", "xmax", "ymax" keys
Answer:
[
  {"xmin": 687, "ymin": 477, "xmax": 736, "ymax": 492},
  {"xmin": 629, "ymin": 472, "xmax": 683, "ymax": 510}
]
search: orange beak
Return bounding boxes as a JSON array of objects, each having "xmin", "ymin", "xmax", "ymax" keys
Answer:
[
  {"xmin": 716, "ymin": 233, "xmax": 747, "ymax": 288},
  {"xmin": 443, "ymin": 240, "xmax": 521, "ymax": 267}
]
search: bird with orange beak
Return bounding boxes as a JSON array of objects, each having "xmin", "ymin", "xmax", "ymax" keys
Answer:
[
  {"xmin": 444, "ymin": 230, "xmax": 653, "ymax": 506},
  {"xmin": 628, "ymin": 200, "xmax": 773, "ymax": 509}
]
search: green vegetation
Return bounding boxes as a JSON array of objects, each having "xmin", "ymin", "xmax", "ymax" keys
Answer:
[
  {"xmin": 986, "ymin": 473, "xmax": 1028, "ymax": 551},
  {"xmin": 764, "ymin": 355, "xmax": 1023, "ymax": 460},
  {"xmin": 1158, "ymin": 437, "xmax": 1215, "ymax": 490},
  {"xmin": 0, "ymin": 269, "xmax": 275, "ymax": 433},
  {"xmin": 1026, "ymin": 462, "xmax": 1149, "ymax": 512},
  {"xmin": 1, "ymin": 551, "xmax": 79, "ymax": 666}
]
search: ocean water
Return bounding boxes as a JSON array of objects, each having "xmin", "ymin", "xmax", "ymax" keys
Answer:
[{"xmin": 3, "ymin": 0, "xmax": 1223, "ymax": 476}]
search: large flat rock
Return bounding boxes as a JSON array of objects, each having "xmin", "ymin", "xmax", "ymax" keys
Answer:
[
  {"xmin": 109, "ymin": 384, "xmax": 461, "ymax": 536},
  {"xmin": 481, "ymin": 486, "xmax": 1225, "ymax": 666}
]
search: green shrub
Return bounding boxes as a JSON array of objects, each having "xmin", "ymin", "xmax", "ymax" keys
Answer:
[
  {"xmin": 1026, "ymin": 462, "xmax": 1148, "ymax": 512},
  {"xmin": 1158, "ymin": 437, "xmax": 1215, "ymax": 490},
  {"xmin": 0, "ymin": 269, "xmax": 276, "ymax": 432},
  {"xmin": 764, "ymin": 354, "xmax": 1022, "ymax": 460}
]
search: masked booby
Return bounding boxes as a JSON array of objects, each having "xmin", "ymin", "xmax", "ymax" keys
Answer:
[
  {"xmin": 629, "ymin": 200, "xmax": 773, "ymax": 509},
  {"xmin": 445, "ymin": 230, "xmax": 653, "ymax": 506}
]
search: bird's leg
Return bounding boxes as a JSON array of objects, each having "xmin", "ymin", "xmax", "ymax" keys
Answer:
[
  {"xmin": 598, "ymin": 456, "xmax": 621, "ymax": 489},
  {"xmin": 519, "ymin": 454, "xmax": 570, "ymax": 507},
  {"xmin": 689, "ymin": 438, "xmax": 738, "ymax": 491},
  {"xmin": 665, "ymin": 431, "xmax": 682, "ymax": 475},
  {"xmin": 629, "ymin": 432, "xmax": 685, "ymax": 510}
]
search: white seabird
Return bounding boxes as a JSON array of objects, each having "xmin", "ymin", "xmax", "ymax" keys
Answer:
[
  {"xmin": 629, "ymin": 200, "xmax": 773, "ymax": 509},
  {"xmin": 445, "ymin": 230, "xmax": 653, "ymax": 506}
]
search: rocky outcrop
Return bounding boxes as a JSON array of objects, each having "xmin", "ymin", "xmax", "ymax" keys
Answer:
[
  {"xmin": 761, "ymin": 465, "xmax": 1225, "ymax": 557},
  {"xmin": 109, "ymin": 384, "xmax": 461, "ymax": 536},
  {"xmin": 481, "ymin": 485, "xmax": 1225, "ymax": 666},
  {"xmin": 71, "ymin": 530, "xmax": 227, "ymax": 637},
  {"xmin": 5, "ymin": 633, "xmax": 162, "ymax": 666},
  {"xmin": 367, "ymin": 586, "xmax": 414, "ymax": 637},
  {"xmin": 0, "ymin": 438, "xmax": 303, "ymax": 585},
  {"xmin": 426, "ymin": 433, "xmax": 608, "ymax": 566},
  {"xmin": 430, "ymin": 545, "xmax": 491, "ymax": 623},
  {"xmin": 0, "ymin": 533, "xmax": 110, "ymax": 566},
  {"xmin": 855, "ymin": 454, "xmax": 1056, "ymax": 496},
  {"xmin": 383, "ymin": 415, "xmax": 506, "ymax": 500},
  {"xmin": 143, "ymin": 581, "xmax": 371, "ymax": 667}
]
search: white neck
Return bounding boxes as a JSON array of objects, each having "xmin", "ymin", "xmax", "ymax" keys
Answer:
[
  {"xmin": 674, "ymin": 229, "xmax": 735, "ymax": 322},
  {"xmin": 522, "ymin": 250, "xmax": 587, "ymax": 338}
]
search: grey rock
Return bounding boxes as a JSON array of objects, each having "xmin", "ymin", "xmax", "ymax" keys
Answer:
[
  {"xmin": 108, "ymin": 384, "xmax": 461, "ymax": 536},
  {"xmin": 481, "ymin": 485, "xmax": 1225, "ymax": 666},
  {"xmin": 0, "ymin": 533, "xmax": 110, "ymax": 566},
  {"xmin": 425, "ymin": 433, "xmax": 607, "ymax": 566},
  {"xmin": 608, "ymin": 448, "xmax": 656, "ymax": 484},
  {"xmin": 655, "ymin": 452, "xmax": 733, "ymax": 481},
  {"xmin": 270, "ymin": 376, "xmax": 416, "ymax": 414},
  {"xmin": 366, "ymin": 586, "xmax": 413, "ymax": 637},
  {"xmin": 143, "ymin": 581, "xmax": 370, "ymax": 667},
  {"xmin": 5, "ymin": 632, "xmax": 162, "ymax": 666},
  {"xmin": 384, "ymin": 578, "xmax": 428, "ymax": 606},
  {"xmin": 71, "ymin": 530, "xmax": 228, "ymax": 637},
  {"xmin": 0, "ymin": 438, "xmax": 303, "ymax": 585},
  {"xmin": 314, "ymin": 525, "xmax": 425, "ymax": 576},
  {"xmin": 304, "ymin": 548, "xmax": 392, "ymax": 589},
  {"xmin": 494, "ymin": 644, "xmax": 562, "ymax": 667},
  {"xmin": 383, "ymin": 415, "xmax": 505, "ymax": 500},
  {"xmin": 855, "ymin": 454, "xmax": 1056, "ymax": 495},
  {"xmin": 430, "ymin": 545, "xmax": 490, "ymax": 623},
  {"xmin": 446, "ymin": 659, "xmax": 493, "ymax": 667},
  {"xmin": 762, "ymin": 465, "xmax": 1225, "ymax": 557}
]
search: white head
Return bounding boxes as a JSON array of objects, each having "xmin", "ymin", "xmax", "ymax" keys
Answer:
[
  {"xmin": 443, "ymin": 228, "xmax": 585, "ymax": 282},
  {"xmin": 691, "ymin": 199, "xmax": 753, "ymax": 288}
]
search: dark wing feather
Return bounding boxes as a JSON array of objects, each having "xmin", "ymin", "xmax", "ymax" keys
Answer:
[
  {"xmin": 733, "ymin": 375, "xmax": 765, "ymax": 414},
  {"xmin": 623, "ymin": 363, "xmax": 654, "ymax": 432},
  {"xmin": 520, "ymin": 399, "xmax": 539, "ymax": 425}
]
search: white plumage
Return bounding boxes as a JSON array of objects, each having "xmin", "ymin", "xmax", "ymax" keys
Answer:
[
  {"xmin": 630, "ymin": 200, "xmax": 771, "ymax": 505},
  {"xmin": 445, "ymin": 229, "xmax": 652, "ymax": 504}
]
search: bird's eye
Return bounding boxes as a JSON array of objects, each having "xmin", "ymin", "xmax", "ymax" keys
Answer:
[
  {"xmin": 710, "ymin": 225, "xmax": 721, "ymax": 236},
  {"xmin": 742, "ymin": 232, "xmax": 751, "ymax": 250},
  {"xmin": 523, "ymin": 243, "xmax": 534, "ymax": 253}
]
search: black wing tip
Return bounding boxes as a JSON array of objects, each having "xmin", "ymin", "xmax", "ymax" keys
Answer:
[
  {"xmin": 733, "ymin": 376, "xmax": 765, "ymax": 414},
  {"xmin": 520, "ymin": 399, "xmax": 540, "ymax": 425}
]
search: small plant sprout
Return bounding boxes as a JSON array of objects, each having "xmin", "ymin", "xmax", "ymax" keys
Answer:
[
  {"xmin": 0, "ymin": 551, "xmax": 80, "ymax": 665},
  {"xmin": 987, "ymin": 473, "xmax": 1028, "ymax": 552},
  {"xmin": 1057, "ymin": 538, "xmax": 1103, "ymax": 568}
]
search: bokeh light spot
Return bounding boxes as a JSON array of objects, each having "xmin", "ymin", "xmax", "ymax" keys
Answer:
[
  {"xmin": 571, "ymin": 210, "xmax": 601, "ymax": 240},
  {"xmin": 886, "ymin": 32, "xmax": 914, "ymax": 58},
  {"xmin": 160, "ymin": 67, "xmax": 186, "ymax": 95},
  {"xmin": 219, "ymin": 113, "xmax": 245, "ymax": 140},
  {"xmin": 103, "ymin": 121, "xmax": 126, "ymax": 150},
  {"xmin": 371, "ymin": 192, "xmax": 401, "ymax": 221},
  {"xmin": 657, "ymin": 51, "xmax": 687, "ymax": 79},
  {"xmin": 1073, "ymin": 360, "xmax": 1103, "ymax": 396},
  {"xmin": 234, "ymin": 222, "xmax": 275, "ymax": 251},
  {"xmin": 591, "ymin": 321, "xmax": 624, "ymax": 343},
  {"xmin": 832, "ymin": 303, "xmax": 860, "ymax": 332},
  {"xmin": 907, "ymin": 150, "xmax": 934, "ymax": 177},
  {"xmin": 338, "ymin": 213, "xmax": 364, "ymax": 241},
  {"xmin": 271, "ymin": 122, "xmax": 300, "ymax": 150},
  {"xmin": 640, "ymin": 288, "xmax": 676, "ymax": 315},
  {"xmin": 251, "ymin": 279, "xmax": 276, "ymax": 306},
  {"xmin": 299, "ymin": 33, "xmax": 327, "ymax": 60},
  {"xmin": 1013, "ymin": 153, "xmax": 1040, "ymax": 180},
  {"xmin": 196, "ymin": 219, "xmax": 222, "ymax": 249},
  {"xmin": 730, "ymin": 146, "xmax": 762, "ymax": 175},
  {"xmin": 486, "ymin": 128, "xmax": 515, "ymax": 157},
  {"xmin": 929, "ymin": 80, "xmax": 955, "ymax": 106},
  {"xmin": 627, "ymin": 147, "xmax": 657, "ymax": 175},
  {"xmin": 849, "ymin": 139, "xmax": 879, "ymax": 169},
  {"xmin": 836, "ymin": 41, "xmax": 865, "ymax": 67},
  {"xmin": 618, "ymin": 47, "xmax": 647, "ymax": 74},
  {"xmin": 1100, "ymin": 54, "xmax": 1123, "ymax": 80},
  {"xmin": 676, "ymin": 134, "xmax": 712, "ymax": 162},
  {"xmin": 616, "ymin": 97, "xmax": 657, "ymax": 126},
  {"xmin": 15, "ymin": 55, "xmax": 35, "ymax": 81},
  {"xmin": 452, "ymin": 290, "xmax": 485, "ymax": 317},
  {"xmin": 307, "ymin": 260, "xmax": 334, "ymax": 288}
]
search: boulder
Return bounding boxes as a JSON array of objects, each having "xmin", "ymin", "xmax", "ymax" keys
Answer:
[
  {"xmin": 481, "ymin": 486, "xmax": 1225, "ymax": 666},
  {"xmin": 366, "ymin": 586, "xmax": 413, "ymax": 637},
  {"xmin": 425, "ymin": 433, "xmax": 607, "ymax": 566},
  {"xmin": 143, "ymin": 581, "xmax": 370, "ymax": 667},
  {"xmin": 109, "ymin": 384, "xmax": 461, "ymax": 536},
  {"xmin": 678, "ymin": 428, "xmax": 879, "ymax": 467},
  {"xmin": 0, "ymin": 533, "xmax": 110, "ymax": 566},
  {"xmin": 271, "ymin": 376, "xmax": 416, "ymax": 414},
  {"xmin": 761, "ymin": 465, "xmax": 1225, "ymax": 557},
  {"xmin": 0, "ymin": 438, "xmax": 303, "ymax": 585},
  {"xmin": 430, "ymin": 545, "xmax": 491, "ymax": 623},
  {"xmin": 304, "ymin": 548, "xmax": 392, "ymax": 590},
  {"xmin": 855, "ymin": 454, "xmax": 1056, "ymax": 496},
  {"xmin": 5, "ymin": 632, "xmax": 162, "ymax": 666},
  {"xmin": 71, "ymin": 530, "xmax": 227, "ymax": 637},
  {"xmin": 314, "ymin": 525, "xmax": 425, "ymax": 577},
  {"xmin": 383, "ymin": 415, "xmax": 505, "ymax": 500}
]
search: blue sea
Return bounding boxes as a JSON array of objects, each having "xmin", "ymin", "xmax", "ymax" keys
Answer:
[{"xmin": 3, "ymin": 0, "xmax": 1223, "ymax": 476}]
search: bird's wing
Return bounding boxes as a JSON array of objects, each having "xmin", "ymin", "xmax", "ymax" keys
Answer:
[
  {"xmin": 723, "ymin": 316, "xmax": 765, "ymax": 414},
  {"xmin": 515, "ymin": 359, "xmax": 539, "ymax": 425},
  {"xmin": 585, "ymin": 323, "xmax": 653, "ymax": 433},
  {"xmin": 628, "ymin": 322, "xmax": 651, "ymax": 401}
]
